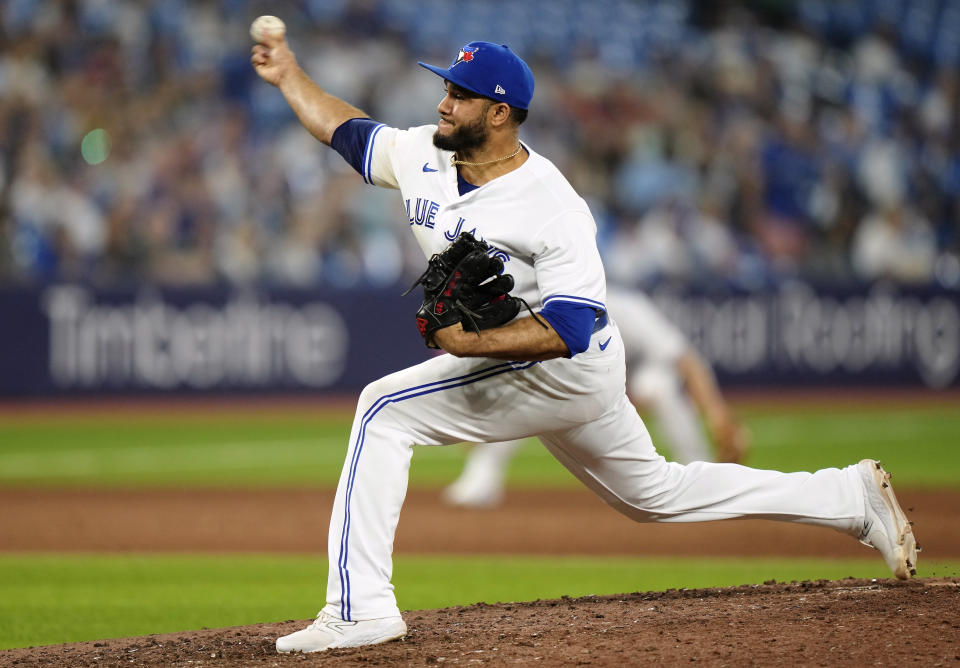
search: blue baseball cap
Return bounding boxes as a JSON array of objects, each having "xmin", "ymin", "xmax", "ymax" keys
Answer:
[{"xmin": 418, "ymin": 41, "xmax": 535, "ymax": 110}]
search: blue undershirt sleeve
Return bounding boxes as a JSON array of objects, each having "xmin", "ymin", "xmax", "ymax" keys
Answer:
[
  {"xmin": 538, "ymin": 301, "xmax": 599, "ymax": 357},
  {"xmin": 330, "ymin": 118, "xmax": 380, "ymax": 175}
]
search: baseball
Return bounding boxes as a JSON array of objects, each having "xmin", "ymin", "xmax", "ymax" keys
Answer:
[{"xmin": 250, "ymin": 15, "xmax": 285, "ymax": 43}]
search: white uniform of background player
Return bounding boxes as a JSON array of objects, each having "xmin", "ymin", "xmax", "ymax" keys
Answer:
[
  {"xmin": 250, "ymin": 34, "xmax": 918, "ymax": 654},
  {"xmin": 445, "ymin": 286, "xmax": 750, "ymax": 508}
]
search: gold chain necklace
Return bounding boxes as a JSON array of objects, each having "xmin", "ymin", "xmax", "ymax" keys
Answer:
[{"xmin": 450, "ymin": 144, "xmax": 523, "ymax": 167}]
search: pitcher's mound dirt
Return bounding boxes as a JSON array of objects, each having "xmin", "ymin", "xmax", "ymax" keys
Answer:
[{"xmin": 3, "ymin": 578, "xmax": 958, "ymax": 667}]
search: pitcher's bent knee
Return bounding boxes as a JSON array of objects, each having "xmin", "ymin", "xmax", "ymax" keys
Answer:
[{"xmin": 356, "ymin": 374, "xmax": 407, "ymax": 415}]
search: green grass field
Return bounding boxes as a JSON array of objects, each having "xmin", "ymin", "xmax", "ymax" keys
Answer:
[
  {"xmin": 0, "ymin": 396, "xmax": 957, "ymax": 650},
  {"xmin": 2, "ymin": 553, "xmax": 958, "ymax": 650},
  {"xmin": 1, "ymin": 400, "xmax": 958, "ymax": 488}
]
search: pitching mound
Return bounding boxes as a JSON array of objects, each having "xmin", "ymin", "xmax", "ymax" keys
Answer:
[{"xmin": 4, "ymin": 578, "xmax": 958, "ymax": 666}]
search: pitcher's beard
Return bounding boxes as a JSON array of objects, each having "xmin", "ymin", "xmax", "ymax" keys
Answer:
[{"xmin": 433, "ymin": 116, "xmax": 488, "ymax": 153}]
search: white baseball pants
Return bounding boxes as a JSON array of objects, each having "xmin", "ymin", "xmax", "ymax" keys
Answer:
[{"xmin": 322, "ymin": 324, "xmax": 865, "ymax": 621}]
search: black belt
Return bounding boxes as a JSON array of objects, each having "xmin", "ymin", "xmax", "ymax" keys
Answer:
[{"xmin": 592, "ymin": 311, "xmax": 608, "ymax": 333}]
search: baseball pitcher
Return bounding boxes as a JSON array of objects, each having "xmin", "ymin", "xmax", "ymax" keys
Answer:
[{"xmin": 251, "ymin": 29, "xmax": 918, "ymax": 654}]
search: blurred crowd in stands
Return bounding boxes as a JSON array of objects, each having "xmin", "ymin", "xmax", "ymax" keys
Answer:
[{"xmin": 1, "ymin": 0, "xmax": 959, "ymax": 291}]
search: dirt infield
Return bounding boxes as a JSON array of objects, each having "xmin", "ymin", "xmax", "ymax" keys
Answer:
[
  {"xmin": 1, "ymin": 487, "xmax": 958, "ymax": 558},
  {"xmin": 3, "ymin": 579, "xmax": 958, "ymax": 666}
]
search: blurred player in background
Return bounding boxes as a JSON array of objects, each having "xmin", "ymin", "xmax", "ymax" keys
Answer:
[{"xmin": 445, "ymin": 285, "xmax": 749, "ymax": 508}]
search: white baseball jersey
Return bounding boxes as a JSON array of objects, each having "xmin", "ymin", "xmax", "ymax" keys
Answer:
[
  {"xmin": 366, "ymin": 124, "xmax": 607, "ymax": 317},
  {"xmin": 321, "ymin": 123, "xmax": 869, "ymax": 623}
]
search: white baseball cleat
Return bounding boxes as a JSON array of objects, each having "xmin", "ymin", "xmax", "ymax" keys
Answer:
[
  {"xmin": 856, "ymin": 459, "xmax": 919, "ymax": 580},
  {"xmin": 276, "ymin": 610, "xmax": 406, "ymax": 653}
]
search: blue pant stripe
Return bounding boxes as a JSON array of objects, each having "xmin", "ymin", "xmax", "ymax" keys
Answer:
[
  {"xmin": 338, "ymin": 360, "xmax": 536, "ymax": 620},
  {"xmin": 337, "ymin": 361, "xmax": 519, "ymax": 614}
]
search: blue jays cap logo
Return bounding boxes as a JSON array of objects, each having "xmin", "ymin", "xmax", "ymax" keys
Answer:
[
  {"xmin": 418, "ymin": 41, "xmax": 534, "ymax": 110},
  {"xmin": 452, "ymin": 46, "xmax": 477, "ymax": 67}
]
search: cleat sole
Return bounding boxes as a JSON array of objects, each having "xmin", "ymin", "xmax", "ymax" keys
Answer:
[{"xmin": 870, "ymin": 461, "xmax": 918, "ymax": 579}]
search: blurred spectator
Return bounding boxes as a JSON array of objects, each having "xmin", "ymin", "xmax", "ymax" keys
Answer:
[
  {"xmin": 1, "ymin": 0, "xmax": 959, "ymax": 291},
  {"xmin": 851, "ymin": 203, "xmax": 937, "ymax": 284}
]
